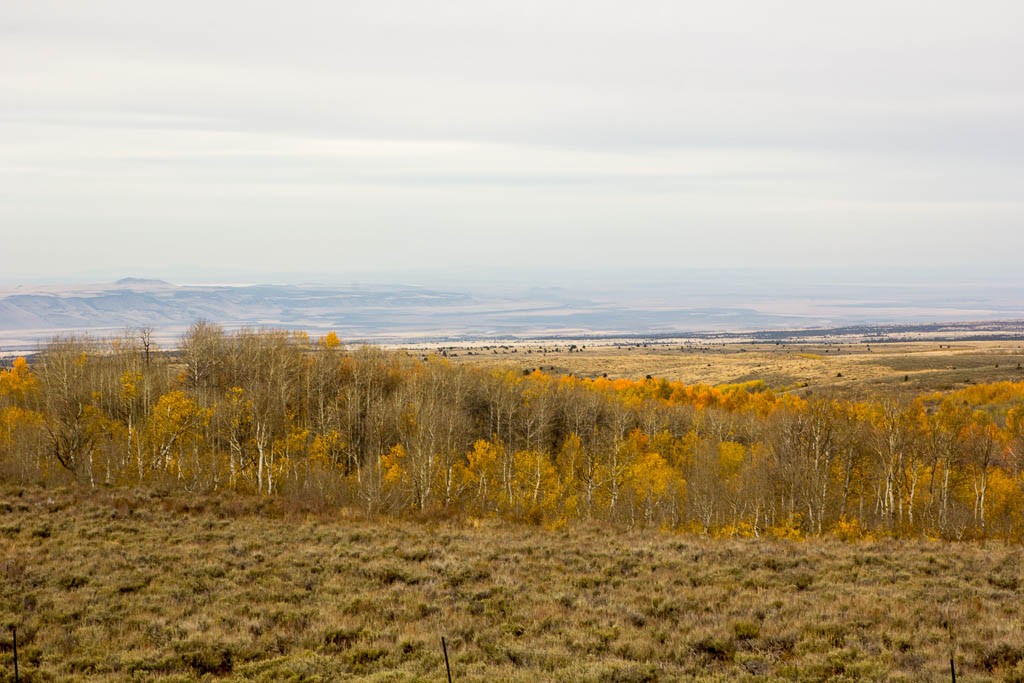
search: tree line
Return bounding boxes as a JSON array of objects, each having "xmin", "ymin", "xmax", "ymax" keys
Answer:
[{"xmin": 2, "ymin": 323, "xmax": 1023, "ymax": 539}]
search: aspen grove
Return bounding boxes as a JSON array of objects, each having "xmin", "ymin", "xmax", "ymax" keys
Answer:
[{"xmin": 2, "ymin": 324, "xmax": 1024, "ymax": 540}]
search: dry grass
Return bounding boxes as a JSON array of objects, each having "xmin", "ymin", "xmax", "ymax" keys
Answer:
[
  {"xmin": 2, "ymin": 485, "xmax": 1024, "ymax": 681},
  {"xmin": 433, "ymin": 341, "xmax": 1024, "ymax": 400}
]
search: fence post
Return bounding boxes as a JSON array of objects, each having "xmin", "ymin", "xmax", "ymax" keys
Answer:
[
  {"xmin": 947, "ymin": 618, "xmax": 956, "ymax": 683},
  {"xmin": 11, "ymin": 625, "xmax": 18, "ymax": 683},
  {"xmin": 442, "ymin": 636, "xmax": 452, "ymax": 683}
]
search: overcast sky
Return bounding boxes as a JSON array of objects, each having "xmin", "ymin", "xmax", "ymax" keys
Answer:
[{"xmin": 2, "ymin": 1, "xmax": 1022, "ymax": 283}]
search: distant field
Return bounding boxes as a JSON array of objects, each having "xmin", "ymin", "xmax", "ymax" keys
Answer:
[
  {"xmin": 421, "ymin": 340, "xmax": 1024, "ymax": 399},
  {"xmin": 2, "ymin": 487, "xmax": 1023, "ymax": 682}
]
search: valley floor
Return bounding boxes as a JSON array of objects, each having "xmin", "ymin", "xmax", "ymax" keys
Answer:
[{"xmin": 430, "ymin": 339, "xmax": 1024, "ymax": 401}]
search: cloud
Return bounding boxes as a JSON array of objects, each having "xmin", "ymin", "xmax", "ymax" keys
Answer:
[{"xmin": 1, "ymin": 0, "xmax": 1022, "ymax": 279}]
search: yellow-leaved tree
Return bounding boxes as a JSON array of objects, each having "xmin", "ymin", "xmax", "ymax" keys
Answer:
[
  {"xmin": 144, "ymin": 390, "xmax": 205, "ymax": 484},
  {"xmin": 0, "ymin": 357, "xmax": 38, "ymax": 402},
  {"xmin": 627, "ymin": 449, "xmax": 683, "ymax": 527},
  {"xmin": 457, "ymin": 438, "xmax": 502, "ymax": 516},
  {"xmin": 321, "ymin": 331, "xmax": 342, "ymax": 349},
  {"xmin": 506, "ymin": 449, "xmax": 561, "ymax": 524}
]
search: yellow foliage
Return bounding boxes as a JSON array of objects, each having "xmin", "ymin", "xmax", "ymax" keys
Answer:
[
  {"xmin": 555, "ymin": 432, "xmax": 585, "ymax": 479},
  {"xmin": 768, "ymin": 514, "xmax": 804, "ymax": 540},
  {"xmin": 651, "ymin": 430, "xmax": 688, "ymax": 468},
  {"xmin": 145, "ymin": 391, "xmax": 205, "ymax": 477},
  {"xmin": 945, "ymin": 381, "xmax": 1024, "ymax": 408},
  {"xmin": 466, "ymin": 439, "xmax": 500, "ymax": 476},
  {"xmin": 832, "ymin": 515, "xmax": 872, "ymax": 542},
  {"xmin": 0, "ymin": 406, "xmax": 44, "ymax": 447},
  {"xmin": 715, "ymin": 521, "xmax": 758, "ymax": 539},
  {"xmin": 717, "ymin": 441, "xmax": 745, "ymax": 477},
  {"xmin": 987, "ymin": 468, "xmax": 1022, "ymax": 521},
  {"xmin": 544, "ymin": 514, "xmax": 569, "ymax": 531},
  {"xmin": 627, "ymin": 451, "xmax": 674, "ymax": 500},
  {"xmin": 456, "ymin": 439, "xmax": 504, "ymax": 511},
  {"xmin": 12, "ymin": 332, "xmax": 1024, "ymax": 539},
  {"xmin": 149, "ymin": 391, "xmax": 202, "ymax": 433},
  {"xmin": 321, "ymin": 331, "xmax": 342, "ymax": 349},
  {"xmin": 120, "ymin": 371, "xmax": 142, "ymax": 402},
  {"xmin": 310, "ymin": 430, "xmax": 344, "ymax": 469},
  {"xmin": 381, "ymin": 444, "xmax": 407, "ymax": 485},
  {"xmin": 0, "ymin": 357, "xmax": 38, "ymax": 400},
  {"xmin": 718, "ymin": 379, "xmax": 768, "ymax": 394},
  {"xmin": 509, "ymin": 449, "xmax": 561, "ymax": 516}
]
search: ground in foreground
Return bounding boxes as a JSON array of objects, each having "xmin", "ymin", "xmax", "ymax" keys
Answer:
[{"xmin": 1, "ymin": 486, "xmax": 1023, "ymax": 682}]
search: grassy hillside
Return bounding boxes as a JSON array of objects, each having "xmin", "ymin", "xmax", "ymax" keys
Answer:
[{"xmin": 2, "ymin": 486, "xmax": 1023, "ymax": 682}]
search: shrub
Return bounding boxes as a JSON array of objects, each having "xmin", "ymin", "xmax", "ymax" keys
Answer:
[
  {"xmin": 733, "ymin": 621, "xmax": 761, "ymax": 640},
  {"xmin": 177, "ymin": 641, "xmax": 234, "ymax": 676},
  {"xmin": 57, "ymin": 575, "xmax": 89, "ymax": 590},
  {"xmin": 322, "ymin": 627, "xmax": 363, "ymax": 652},
  {"xmin": 598, "ymin": 664, "xmax": 660, "ymax": 683},
  {"xmin": 832, "ymin": 515, "xmax": 870, "ymax": 541},
  {"xmin": 790, "ymin": 572, "xmax": 814, "ymax": 591},
  {"xmin": 979, "ymin": 642, "xmax": 1024, "ymax": 671},
  {"xmin": 693, "ymin": 636, "xmax": 736, "ymax": 662},
  {"xmin": 988, "ymin": 572, "xmax": 1019, "ymax": 591}
]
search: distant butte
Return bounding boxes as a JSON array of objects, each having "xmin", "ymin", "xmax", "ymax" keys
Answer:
[{"xmin": 114, "ymin": 278, "xmax": 173, "ymax": 287}]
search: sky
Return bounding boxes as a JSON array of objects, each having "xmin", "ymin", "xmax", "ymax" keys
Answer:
[{"xmin": 2, "ymin": 0, "xmax": 1023, "ymax": 284}]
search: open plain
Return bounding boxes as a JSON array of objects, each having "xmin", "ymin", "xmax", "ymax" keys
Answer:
[{"xmin": 425, "ymin": 339, "xmax": 1024, "ymax": 401}]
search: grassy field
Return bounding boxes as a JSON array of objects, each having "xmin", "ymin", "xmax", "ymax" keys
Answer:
[
  {"xmin": 2, "ymin": 486, "xmax": 1024, "ymax": 682},
  {"xmin": 429, "ymin": 340, "xmax": 1024, "ymax": 400}
]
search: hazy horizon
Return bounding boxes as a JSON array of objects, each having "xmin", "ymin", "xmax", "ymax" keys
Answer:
[
  {"xmin": 3, "ymin": 264, "xmax": 1024, "ymax": 289},
  {"xmin": 2, "ymin": 269, "xmax": 1023, "ymax": 352}
]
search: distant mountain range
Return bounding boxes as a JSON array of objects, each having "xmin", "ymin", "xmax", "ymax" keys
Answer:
[{"xmin": 2, "ymin": 275, "xmax": 1024, "ymax": 350}]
